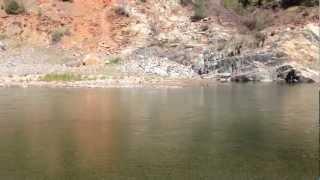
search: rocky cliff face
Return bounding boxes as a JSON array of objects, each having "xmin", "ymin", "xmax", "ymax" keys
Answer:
[
  {"xmin": 0, "ymin": 0, "xmax": 319, "ymax": 84},
  {"xmin": 192, "ymin": 23, "xmax": 320, "ymax": 82}
]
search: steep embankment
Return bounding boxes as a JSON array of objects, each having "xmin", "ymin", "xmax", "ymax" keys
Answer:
[
  {"xmin": 0, "ymin": 0, "xmax": 319, "ymax": 87},
  {"xmin": 0, "ymin": 0, "xmax": 131, "ymax": 52}
]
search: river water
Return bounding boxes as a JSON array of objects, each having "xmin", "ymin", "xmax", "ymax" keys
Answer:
[{"xmin": 0, "ymin": 84, "xmax": 318, "ymax": 180}]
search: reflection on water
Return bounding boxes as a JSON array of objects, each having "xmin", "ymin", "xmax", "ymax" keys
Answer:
[{"xmin": 0, "ymin": 84, "xmax": 318, "ymax": 180}]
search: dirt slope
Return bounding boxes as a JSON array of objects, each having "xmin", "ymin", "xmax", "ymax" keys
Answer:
[{"xmin": 0, "ymin": 0, "xmax": 133, "ymax": 53}]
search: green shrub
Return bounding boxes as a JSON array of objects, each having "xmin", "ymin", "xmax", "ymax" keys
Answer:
[
  {"xmin": 40, "ymin": 73, "xmax": 82, "ymax": 82},
  {"xmin": 223, "ymin": 0, "xmax": 240, "ymax": 9},
  {"xmin": 281, "ymin": 0, "xmax": 318, "ymax": 8},
  {"xmin": 0, "ymin": 33, "xmax": 7, "ymax": 40},
  {"xmin": 224, "ymin": 0, "xmax": 318, "ymax": 10},
  {"xmin": 253, "ymin": 31, "xmax": 266, "ymax": 47},
  {"xmin": 241, "ymin": 13, "xmax": 272, "ymax": 31},
  {"xmin": 4, "ymin": 0, "xmax": 24, "ymax": 15},
  {"xmin": 239, "ymin": 0, "xmax": 251, "ymax": 7},
  {"xmin": 106, "ymin": 57, "xmax": 121, "ymax": 64},
  {"xmin": 51, "ymin": 31, "xmax": 64, "ymax": 43},
  {"xmin": 190, "ymin": 0, "xmax": 206, "ymax": 22},
  {"xmin": 242, "ymin": 17, "xmax": 257, "ymax": 31},
  {"xmin": 180, "ymin": 0, "xmax": 193, "ymax": 6},
  {"xmin": 51, "ymin": 28, "xmax": 70, "ymax": 44}
]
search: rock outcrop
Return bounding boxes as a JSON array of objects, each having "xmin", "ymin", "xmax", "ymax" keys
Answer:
[
  {"xmin": 190, "ymin": 22, "xmax": 320, "ymax": 83},
  {"xmin": 123, "ymin": 47, "xmax": 196, "ymax": 78}
]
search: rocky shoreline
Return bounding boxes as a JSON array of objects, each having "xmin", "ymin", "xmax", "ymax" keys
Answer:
[
  {"xmin": 0, "ymin": 71, "xmax": 318, "ymax": 89},
  {"xmin": 0, "ymin": 44, "xmax": 319, "ymax": 88},
  {"xmin": 0, "ymin": 77, "xmax": 212, "ymax": 88},
  {"xmin": 0, "ymin": 21, "xmax": 319, "ymax": 87}
]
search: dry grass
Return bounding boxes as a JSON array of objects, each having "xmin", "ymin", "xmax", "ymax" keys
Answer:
[{"xmin": 40, "ymin": 73, "xmax": 82, "ymax": 82}]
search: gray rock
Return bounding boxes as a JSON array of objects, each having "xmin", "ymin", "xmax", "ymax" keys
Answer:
[
  {"xmin": 123, "ymin": 47, "xmax": 196, "ymax": 78},
  {"xmin": 192, "ymin": 48, "xmax": 319, "ymax": 83}
]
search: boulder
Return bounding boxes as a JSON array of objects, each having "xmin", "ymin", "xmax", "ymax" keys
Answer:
[
  {"xmin": 285, "ymin": 69, "xmax": 300, "ymax": 83},
  {"xmin": 276, "ymin": 64, "xmax": 319, "ymax": 83},
  {"xmin": 231, "ymin": 74, "xmax": 251, "ymax": 82}
]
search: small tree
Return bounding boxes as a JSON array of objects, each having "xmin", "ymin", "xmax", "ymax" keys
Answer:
[
  {"xmin": 281, "ymin": 0, "xmax": 319, "ymax": 8},
  {"xmin": 238, "ymin": 0, "xmax": 251, "ymax": 8},
  {"xmin": 4, "ymin": 0, "xmax": 25, "ymax": 15},
  {"xmin": 191, "ymin": 0, "xmax": 206, "ymax": 22},
  {"xmin": 180, "ymin": 0, "xmax": 193, "ymax": 6}
]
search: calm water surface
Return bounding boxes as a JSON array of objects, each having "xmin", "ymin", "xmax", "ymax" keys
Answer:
[{"xmin": 0, "ymin": 84, "xmax": 318, "ymax": 180}]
